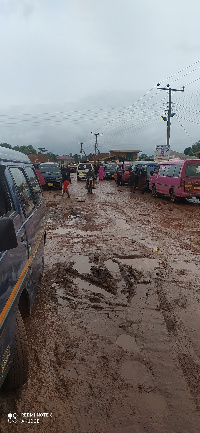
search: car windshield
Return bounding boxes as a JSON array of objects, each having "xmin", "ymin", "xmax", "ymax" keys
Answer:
[
  {"xmin": 78, "ymin": 164, "xmax": 92, "ymax": 170},
  {"xmin": 40, "ymin": 165, "xmax": 60, "ymax": 173},
  {"xmin": 124, "ymin": 164, "xmax": 131, "ymax": 171},
  {"xmin": 185, "ymin": 163, "xmax": 200, "ymax": 177},
  {"xmin": 105, "ymin": 164, "xmax": 116, "ymax": 170},
  {"xmin": 146, "ymin": 165, "xmax": 158, "ymax": 175}
]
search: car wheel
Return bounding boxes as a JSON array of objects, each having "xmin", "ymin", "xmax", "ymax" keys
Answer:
[
  {"xmin": 169, "ymin": 189, "xmax": 176, "ymax": 203},
  {"xmin": 4, "ymin": 311, "xmax": 29, "ymax": 390},
  {"xmin": 152, "ymin": 185, "xmax": 157, "ymax": 198}
]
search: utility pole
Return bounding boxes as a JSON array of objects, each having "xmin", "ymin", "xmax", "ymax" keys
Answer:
[
  {"xmin": 157, "ymin": 83, "xmax": 184, "ymax": 148},
  {"xmin": 78, "ymin": 141, "xmax": 86, "ymax": 160},
  {"xmin": 91, "ymin": 132, "xmax": 103, "ymax": 156}
]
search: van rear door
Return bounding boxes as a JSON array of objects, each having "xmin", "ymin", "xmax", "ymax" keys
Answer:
[{"xmin": 184, "ymin": 162, "xmax": 200, "ymax": 196}]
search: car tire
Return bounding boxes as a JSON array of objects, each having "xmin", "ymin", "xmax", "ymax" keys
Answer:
[
  {"xmin": 170, "ymin": 189, "xmax": 179, "ymax": 203},
  {"xmin": 152, "ymin": 185, "xmax": 157, "ymax": 198},
  {"xmin": 4, "ymin": 311, "xmax": 29, "ymax": 390}
]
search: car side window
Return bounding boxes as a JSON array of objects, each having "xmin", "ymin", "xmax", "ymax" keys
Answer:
[
  {"xmin": 9, "ymin": 167, "xmax": 35, "ymax": 217},
  {"xmin": 0, "ymin": 169, "xmax": 14, "ymax": 217},
  {"xmin": 167, "ymin": 165, "xmax": 176, "ymax": 177},
  {"xmin": 24, "ymin": 166, "xmax": 42, "ymax": 205},
  {"xmin": 173, "ymin": 166, "xmax": 182, "ymax": 177},
  {"xmin": 159, "ymin": 165, "xmax": 169, "ymax": 176}
]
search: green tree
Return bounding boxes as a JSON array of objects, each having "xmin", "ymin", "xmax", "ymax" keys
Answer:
[
  {"xmin": 139, "ymin": 153, "xmax": 150, "ymax": 161},
  {"xmin": 73, "ymin": 154, "xmax": 81, "ymax": 163},
  {"xmin": 0, "ymin": 143, "xmax": 12, "ymax": 149},
  {"xmin": 184, "ymin": 141, "xmax": 200, "ymax": 157},
  {"xmin": 46, "ymin": 152, "xmax": 58, "ymax": 162},
  {"xmin": 184, "ymin": 146, "xmax": 193, "ymax": 156},
  {"xmin": 12, "ymin": 145, "xmax": 37, "ymax": 155},
  {"xmin": 38, "ymin": 147, "xmax": 47, "ymax": 153}
]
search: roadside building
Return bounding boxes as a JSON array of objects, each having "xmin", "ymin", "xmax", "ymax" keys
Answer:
[
  {"xmin": 28, "ymin": 153, "xmax": 55, "ymax": 165},
  {"xmin": 109, "ymin": 149, "xmax": 141, "ymax": 161},
  {"xmin": 87, "ymin": 153, "xmax": 110, "ymax": 164},
  {"xmin": 56, "ymin": 155, "xmax": 74, "ymax": 166}
]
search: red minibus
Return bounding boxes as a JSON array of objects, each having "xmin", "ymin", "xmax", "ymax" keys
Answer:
[{"xmin": 149, "ymin": 159, "xmax": 200, "ymax": 202}]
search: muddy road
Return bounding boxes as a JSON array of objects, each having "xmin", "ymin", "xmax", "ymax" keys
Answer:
[{"xmin": 1, "ymin": 175, "xmax": 200, "ymax": 433}]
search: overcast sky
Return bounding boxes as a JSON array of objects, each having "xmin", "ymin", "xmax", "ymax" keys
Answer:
[{"xmin": 1, "ymin": 0, "xmax": 200, "ymax": 156}]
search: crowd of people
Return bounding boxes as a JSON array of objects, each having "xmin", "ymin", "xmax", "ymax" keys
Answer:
[
  {"xmin": 116, "ymin": 163, "xmax": 148, "ymax": 193},
  {"xmin": 41, "ymin": 162, "xmax": 149, "ymax": 198}
]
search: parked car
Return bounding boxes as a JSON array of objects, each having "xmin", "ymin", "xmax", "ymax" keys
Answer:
[
  {"xmin": 39, "ymin": 162, "xmax": 62, "ymax": 189},
  {"xmin": 0, "ymin": 147, "xmax": 45, "ymax": 389},
  {"xmin": 149, "ymin": 159, "xmax": 200, "ymax": 202},
  {"xmin": 77, "ymin": 163, "xmax": 93, "ymax": 181},
  {"xmin": 103, "ymin": 163, "xmax": 117, "ymax": 179}
]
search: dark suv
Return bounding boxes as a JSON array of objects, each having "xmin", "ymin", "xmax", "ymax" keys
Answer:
[
  {"xmin": 103, "ymin": 163, "xmax": 117, "ymax": 180},
  {"xmin": 39, "ymin": 162, "xmax": 62, "ymax": 189}
]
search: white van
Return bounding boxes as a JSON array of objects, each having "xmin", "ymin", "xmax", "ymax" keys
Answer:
[{"xmin": 77, "ymin": 163, "xmax": 93, "ymax": 181}]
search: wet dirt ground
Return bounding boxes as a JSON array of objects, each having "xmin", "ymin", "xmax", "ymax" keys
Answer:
[{"xmin": 1, "ymin": 174, "xmax": 200, "ymax": 432}]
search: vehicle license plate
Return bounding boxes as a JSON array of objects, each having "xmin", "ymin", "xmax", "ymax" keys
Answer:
[
  {"xmin": 194, "ymin": 186, "xmax": 200, "ymax": 189},
  {"xmin": 48, "ymin": 183, "xmax": 53, "ymax": 186}
]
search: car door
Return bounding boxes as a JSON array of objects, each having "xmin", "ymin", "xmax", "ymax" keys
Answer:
[
  {"xmin": 8, "ymin": 166, "xmax": 43, "ymax": 307},
  {"xmin": 0, "ymin": 166, "xmax": 29, "ymax": 373}
]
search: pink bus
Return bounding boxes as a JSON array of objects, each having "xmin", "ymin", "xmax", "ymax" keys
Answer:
[{"xmin": 149, "ymin": 159, "xmax": 200, "ymax": 202}]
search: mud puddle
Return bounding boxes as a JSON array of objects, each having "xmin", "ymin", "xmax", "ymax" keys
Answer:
[
  {"xmin": 72, "ymin": 255, "xmax": 92, "ymax": 274},
  {"xmin": 118, "ymin": 257, "xmax": 159, "ymax": 272},
  {"xmin": 74, "ymin": 277, "xmax": 114, "ymax": 299},
  {"xmin": 116, "ymin": 334, "xmax": 140, "ymax": 352}
]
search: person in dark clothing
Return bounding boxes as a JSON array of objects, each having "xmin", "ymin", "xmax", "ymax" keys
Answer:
[
  {"xmin": 93, "ymin": 164, "xmax": 99, "ymax": 177},
  {"xmin": 86, "ymin": 168, "xmax": 95, "ymax": 189},
  {"xmin": 137, "ymin": 167, "xmax": 148, "ymax": 193},
  {"xmin": 62, "ymin": 166, "xmax": 71, "ymax": 183},
  {"xmin": 129, "ymin": 167, "xmax": 135, "ymax": 192},
  {"xmin": 116, "ymin": 164, "xmax": 124, "ymax": 186},
  {"xmin": 134, "ymin": 166, "xmax": 139, "ymax": 190}
]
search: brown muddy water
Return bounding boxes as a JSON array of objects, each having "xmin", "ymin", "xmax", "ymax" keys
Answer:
[{"xmin": 1, "ymin": 175, "xmax": 200, "ymax": 433}]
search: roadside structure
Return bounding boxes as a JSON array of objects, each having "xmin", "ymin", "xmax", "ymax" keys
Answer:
[
  {"xmin": 57, "ymin": 155, "xmax": 74, "ymax": 166},
  {"xmin": 28, "ymin": 153, "xmax": 55, "ymax": 164},
  {"xmin": 109, "ymin": 149, "xmax": 140, "ymax": 161}
]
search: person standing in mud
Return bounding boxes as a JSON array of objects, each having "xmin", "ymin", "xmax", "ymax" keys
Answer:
[
  {"xmin": 129, "ymin": 166, "xmax": 135, "ymax": 192},
  {"xmin": 93, "ymin": 163, "xmax": 99, "ymax": 178},
  {"xmin": 98, "ymin": 165, "xmax": 104, "ymax": 181},
  {"xmin": 62, "ymin": 178, "xmax": 70, "ymax": 198},
  {"xmin": 134, "ymin": 166, "xmax": 139, "ymax": 190},
  {"xmin": 116, "ymin": 164, "xmax": 124, "ymax": 186},
  {"xmin": 137, "ymin": 167, "xmax": 148, "ymax": 193},
  {"xmin": 61, "ymin": 165, "xmax": 71, "ymax": 183}
]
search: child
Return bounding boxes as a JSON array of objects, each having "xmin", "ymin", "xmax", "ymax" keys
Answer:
[{"xmin": 62, "ymin": 179, "xmax": 70, "ymax": 198}]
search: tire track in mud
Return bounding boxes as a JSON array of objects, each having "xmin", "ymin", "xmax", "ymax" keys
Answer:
[
  {"xmin": 154, "ymin": 266, "xmax": 200, "ymax": 410},
  {"xmin": 46, "ymin": 187, "xmax": 200, "ymax": 414}
]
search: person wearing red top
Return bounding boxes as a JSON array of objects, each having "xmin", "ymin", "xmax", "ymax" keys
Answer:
[{"xmin": 62, "ymin": 179, "xmax": 70, "ymax": 198}]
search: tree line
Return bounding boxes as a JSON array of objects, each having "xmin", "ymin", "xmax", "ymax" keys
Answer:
[
  {"xmin": 0, "ymin": 143, "xmax": 58, "ymax": 162},
  {"xmin": 184, "ymin": 140, "xmax": 200, "ymax": 157}
]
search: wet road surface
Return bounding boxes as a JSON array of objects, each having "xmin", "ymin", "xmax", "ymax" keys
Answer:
[{"xmin": 1, "ymin": 175, "xmax": 200, "ymax": 432}]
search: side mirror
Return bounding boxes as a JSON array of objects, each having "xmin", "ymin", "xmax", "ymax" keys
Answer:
[{"xmin": 0, "ymin": 217, "xmax": 18, "ymax": 252}]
